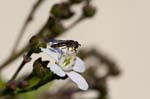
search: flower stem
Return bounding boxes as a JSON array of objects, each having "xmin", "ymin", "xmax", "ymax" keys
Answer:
[
  {"xmin": 65, "ymin": 16, "xmax": 84, "ymax": 32},
  {"xmin": 10, "ymin": 52, "xmax": 32, "ymax": 81},
  {"xmin": 0, "ymin": 46, "xmax": 28, "ymax": 72}
]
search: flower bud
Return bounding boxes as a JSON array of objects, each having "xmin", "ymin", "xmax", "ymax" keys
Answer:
[
  {"xmin": 41, "ymin": 30, "xmax": 52, "ymax": 41},
  {"xmin": 47, "ymin": 17, "xmax": 65, "ymax": 35},
  {"xmin": 51, "ymin": 24, "xmax": 65, "ymax": 35},
  {"xmin": 70, "ymin": 0, "xmax": 84, "ymax": 4},
  {"xmin": 33, "ymin": 58, "xmax": 50, "ymax": 78},
  {"xmin": 82, "ymin": 5, "xmax": 96, "ymax": 18},
  {"xmin": 29, "ymin": 35, "xmax": 46, "ymax": 53},
  {"xmin": 108, "ymin": 65, "xmax": 121, "ymax": 76},
  {"xmin": 51, "ymin": 3, "xmax": 74, "ymax": 19}
]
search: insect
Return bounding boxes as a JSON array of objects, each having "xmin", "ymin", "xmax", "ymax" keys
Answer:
[{"xmin": 50, "ymin": 40, "xmax": 81, "ymax": 50}]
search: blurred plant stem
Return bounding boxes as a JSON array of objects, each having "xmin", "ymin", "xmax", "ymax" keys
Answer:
[
  {"xmin": 0, "ymin": 16, "xmax": 84, "ymax": 72},
  {"xmin": 10, "ymin": 52, "xmax": 32, "ymax": 81},
  {"xmin": 11, "ymin": 0, "xmax": 45, "ymax": 55}
]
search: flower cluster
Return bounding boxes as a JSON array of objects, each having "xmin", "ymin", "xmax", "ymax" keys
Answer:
[{"xmin": 41, "ymin": 40, "xmax": 88, "ymax": 90}]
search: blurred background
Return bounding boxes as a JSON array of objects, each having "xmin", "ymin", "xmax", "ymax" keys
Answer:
[{"xmin": 0, "ymin": 0, "xmax": 150, "ymax": 99}]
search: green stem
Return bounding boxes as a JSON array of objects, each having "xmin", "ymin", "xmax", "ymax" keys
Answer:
[
  {"xmin": 10, "ymin": 52, "xmax": 32, "ymax": 81},
  {"xmin": 14, "ymin": 72, "xmax": 66, "ymax": 94},
  {"xmin": 11, "ymin": 62, "xmax": 26, "ymax": 81}
]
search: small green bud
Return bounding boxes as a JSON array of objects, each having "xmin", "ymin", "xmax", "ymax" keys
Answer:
[
  {"xmin": 70, "ymin": 0, "xmax": 84, "ymax": 4},
  {"xmin": 51, "ymin": 22, "xmax": 65, "ymax": 35},
  {"xmin": 83, "ymin": 5, "xmax": 96, "ymax": 18},
  {"xmin": 51, "ymin": 3, "xmax": 74, "ymax": 19},
  {"xmin": 29, "ymin": 35, "xmax": 46, "ymax": 53},
  {"xmin": 33, "ymin": 58, "xmax": 50, "ymax": 78},
  {"xmin": 47, "ymin": 17, "xmax": 65, "ymax": 35},
  {"xmin": 41, "ymin": 29, "xmax": 52, "ymax": 41}
]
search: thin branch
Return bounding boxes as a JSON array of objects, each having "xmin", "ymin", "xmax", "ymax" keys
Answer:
[
  {"xmin": 10, "ymin": 53, "xmax": 32, "ymax": 81},
  {"xmin": 11, "ymin": 0, "xmax": 45, "ymax": 55},
  {"xmin": 65, "ymin": 16, "xmax": 84, "ymax": 32},
  {"xmin": 0, "ymin": 46, "xmax": 28, "ymax": 72}
]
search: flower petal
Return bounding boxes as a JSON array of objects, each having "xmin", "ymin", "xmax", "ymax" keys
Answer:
[
  {"xmin": 73, "ymin": 57, "xmax": 86, "ymax": 73},
  {"xmin": 41, "ymin": 47, "xmax": 62, "ymax": 61},
  {"xmin": 49, "ymin": 64, "xmax": 66, "ymax": 77},
  {"xmin": 67, "ymin": 71, "xmax": 88, "ymax": 90}
]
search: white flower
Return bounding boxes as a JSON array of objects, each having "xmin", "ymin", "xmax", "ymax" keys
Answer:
[{"xmin": 41, "ymin": 46, "xmax": 89, "ymax": 90}]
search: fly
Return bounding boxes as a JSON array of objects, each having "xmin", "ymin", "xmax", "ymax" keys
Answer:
[{"xmin": 50, "ymin": 40, "xmax": 81, "ymax": 50}]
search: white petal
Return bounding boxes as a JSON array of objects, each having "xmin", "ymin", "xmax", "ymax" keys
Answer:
[
  {"xmin": 48, "ymin": 42, "xmax": 53, "ymax": 46},
  {"xmin": 73, "ymin": 57, "xmax": 86, "ymax": 73},
  {"xmin": 41, "ymin": 47, "xmax": 62, "ymax": 61},
  {"xmin": 67, "ymin": 71, "xmax": 88, "ymax": 90},
  {"xmin": 49, "ymin": 64, "xmax": 66, "ymax": 77},
  {"xmin": 50, "ymin": 48, "xmax": 64, "ymax": 60}
]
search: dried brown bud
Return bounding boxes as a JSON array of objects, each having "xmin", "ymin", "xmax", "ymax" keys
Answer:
[{"xmin": 51, "ymin": 3, "xmax": 74, "ymax": 19}]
